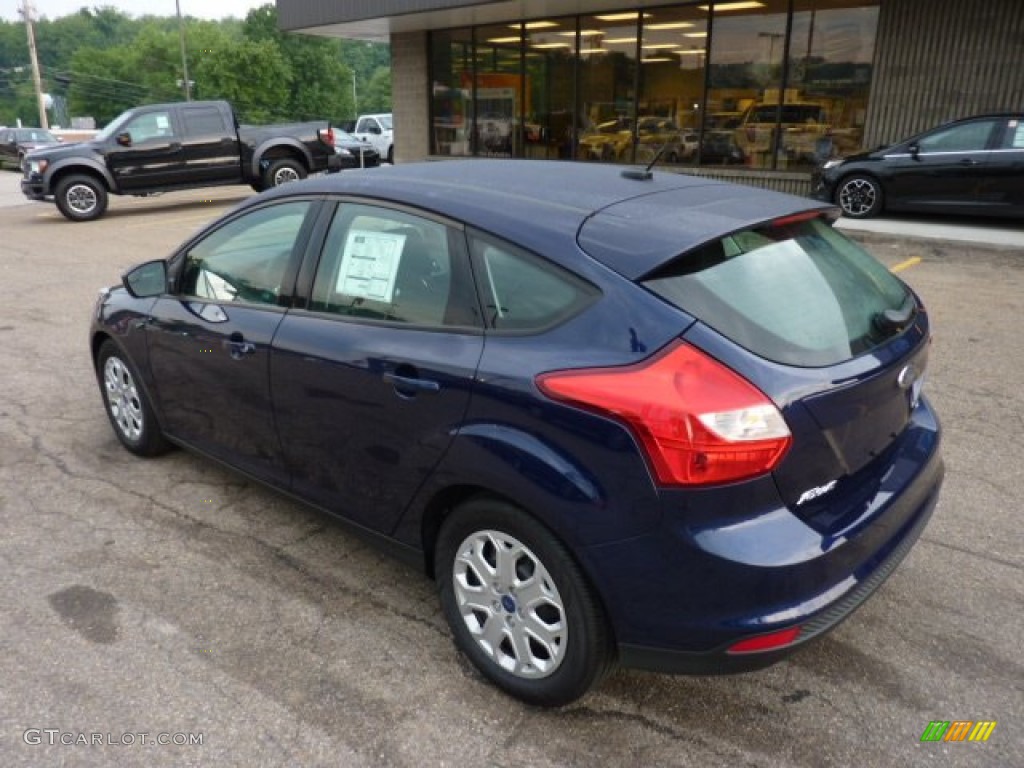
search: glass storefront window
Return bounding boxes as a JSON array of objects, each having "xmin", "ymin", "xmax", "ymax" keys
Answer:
[
  {"xmin": 704, "ymin": 0, "xmax": 790, "ymax": 168},
  {"xmin": 429, "ymin": 2, "xmax": 879, "ymax": 172},
  {"xmin": 578, "ymin": 13, "xmax": 640, "ymax": 163},
  {"xmin": 474, "ymin": 24, "xmax": 524, "ymax": 157},
  {"xmin": 785, "ymin": 0, "xmax": 879, "ymax": 169},
  {"xmin": 430, "ymin": 28, "xmax": 473, "ymax": 157},
  {"xmin": 524, "ymin": 18, "xmax": 577, "ymax": 160},
  {"xmin": 638, "ymin": 6, "xmax": 709, "ymax": 166}
]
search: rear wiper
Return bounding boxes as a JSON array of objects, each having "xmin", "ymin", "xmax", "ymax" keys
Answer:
[{"xmin": 873, "ymin": 294, "xmax": 916, "ymax": 335}]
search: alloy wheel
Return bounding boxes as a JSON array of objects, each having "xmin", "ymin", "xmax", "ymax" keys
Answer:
[
  {"xmin": 103, "ymin": 356, "xmax": 144, "ymax": 442},
  {"xmin": 66, "ymin": 183, "xmax": 98, "ymax": 215},
  {"xmin": 839, "ymin": 178, "xmax": 878, "ymax": 217},
  {"xmin": 451, "ymin": 529, "xmax": 568, "ymax": 679}
]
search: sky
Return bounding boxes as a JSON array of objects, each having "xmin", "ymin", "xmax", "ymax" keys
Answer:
[{"xmin": 4, "ymin": 0, "xmax": 272, "ymax": 23}]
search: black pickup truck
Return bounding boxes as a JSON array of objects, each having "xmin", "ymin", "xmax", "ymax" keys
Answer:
[{"xmin": 21, "ymin": 100, "xmax": 339, "ymax": 221}]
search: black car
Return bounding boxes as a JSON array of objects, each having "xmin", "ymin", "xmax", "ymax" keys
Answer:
[
  {"xmin": 331, "ymin": 130, "xmax": 380, "ymax": 170},
  {"xmin": 812, "ymin": 113, "xmax": 1024, "ymax": 218},
  {"xmin": 0, "ymin": 127, "xmax": 61, "ymax": 170}
]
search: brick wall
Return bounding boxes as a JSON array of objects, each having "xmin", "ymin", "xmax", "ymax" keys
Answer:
[{"xmin": 391, "ymin": 31, "xmax": 430, "ymax": 163}]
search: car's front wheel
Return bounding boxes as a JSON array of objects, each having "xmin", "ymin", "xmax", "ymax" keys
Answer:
[
  {"xmin": 96, "ymin": 341, "xmax": 170, "ymax": 457},
  {"xmin": 55, "ymin": 174, "xmax": 109, "ymax": 222},
  {"xmin": 837, "ymin": 174, "xmax": 884, "ymax": 218},
  {"xmin": 436, "ymin": 497, "xmax": 614, "ymax": 707}
]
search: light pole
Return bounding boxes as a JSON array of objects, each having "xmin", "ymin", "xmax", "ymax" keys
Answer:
[
  {"xmin": 175, "ymin": 0, "xmax": 191, "ymax": 100},
  {"xmin": 351, "ymin": 72, "xmax": 357, "ymax": 117}
]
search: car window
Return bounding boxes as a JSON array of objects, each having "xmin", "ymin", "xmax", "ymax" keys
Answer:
[
  {"xmin": 310, "ymin": 204, "xmax": 474, "ymax": 327},
  {"xmin": 469, "ymin": 233, "xmax": 599, "ymax": 332},
  {"xmin": 643, "ymin": 217, "xmax": 910, "ymax": 368},
  {"xmin": 1000, "ymin": 118, "xmax": 1024, "ymax": 149},
  {"xmin": 918, "ymin": 120, "xmax": 998, "ymax": 153},
  {"xmin": 180, "ymin": 201, "xmax": 311, "ymax": 306},
  {"xmin": 181, "ymin": 106, "xmax": 228, "ymax": 137},
  {"xmin": 125, "ymin": 110, "xmax": 176, "ymax": 142}
]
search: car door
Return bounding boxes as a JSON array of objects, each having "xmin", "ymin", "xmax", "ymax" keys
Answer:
[
  {"xmin": 145, "ymin": 199, "xmax": 319, "ymax": 484},
  {"xmin": 883, "ymin": 118, "xmax": 1000, "ymax": 212},
  {"xmin": 105, "ymin": 107, "xmax": 186, "ymax": 191},
  {"xmin": 179, "ymin": 103, "xmax": 242, "ymax": 185},
  {"xmin": 987, "ymin": 117, "xmax": 1024, "ymax": 215},
  {"xmin": 270, "ymin": 201, "xmax": 484, "ymax": 533},
  {"xmin": 354, "ymin": 117, "xmax": 383, "ymax": 154}
]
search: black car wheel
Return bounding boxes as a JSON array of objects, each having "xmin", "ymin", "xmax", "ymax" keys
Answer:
[
  {"xmin": 837, "ymin": 174, "xmax": 884, "ymax": 219},
  {"xmin": 55, "ymin": 174, "xmax": 109, "ymax": 222},
  {"xmin": 437, "ymin": 497, "xmax": 614, "ymax": 707},
  {"xmin": 386, "ymin": 146, "xmax": 394, "ymax": 165},
  {"xmin": 97, "ymin": 340, "xmax": 170, "ymax": 457},
  {"xmin": 263, "ymin": 158, "xmax": 307, "ymax": 188}
]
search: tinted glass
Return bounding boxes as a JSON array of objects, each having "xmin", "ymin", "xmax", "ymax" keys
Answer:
[
  {"xmin": 181, "ymin": 201, "xmax": 311, "ymax": 305},
  {"xmin": 643, "ymin": 218, "xmax": 910, "ymax": 367},
  {"xmin": 918, "ymin": 120, "xmax": 998, "ymax": 152},
  {"xmin": 311, "ymin": 204, "xmax": 469, "ymax": 327},
  {"xmin": 181, "ymin": 106, "xmax": 228, "ymax": 137},
  {"xmin": 470, "ymin": 233, "xmax": 598, "ymax": 331}
]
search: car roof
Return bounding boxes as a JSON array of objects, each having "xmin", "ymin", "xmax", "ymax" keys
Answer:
[{"xmin": 260, "ymin": 160, "xmax": 832, "ymax": 279}]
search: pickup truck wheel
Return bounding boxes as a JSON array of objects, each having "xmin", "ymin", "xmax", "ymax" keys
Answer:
[
  {"xmin": 264, "ymin": 158, "xmax": 306, "ymax": 188},
  {"xmin": 55, "ymin": 174, "xmax": 108, "ymax": 222},
  {"xmin": 387, "ymin": 146, "xmax": 394, "ymax": 165}
]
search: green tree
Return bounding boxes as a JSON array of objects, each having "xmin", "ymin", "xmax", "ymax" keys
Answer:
[{"xmin": 360, "ymin": 66, "xmax": 392, "ymax": 114}]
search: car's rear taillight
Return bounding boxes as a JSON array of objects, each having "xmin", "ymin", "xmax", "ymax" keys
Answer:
[
  {"xmin": 536, "ymin": 341, "xmax": 791, "ymax": 486},
  {"xmin": 320, "ymin": 126, "xmax": 335, "ymax": 147}
]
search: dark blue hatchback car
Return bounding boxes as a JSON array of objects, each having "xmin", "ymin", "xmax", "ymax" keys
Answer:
[{"xmin": 91, "ymin": 160, "xmax": 943, "ymax": 706}]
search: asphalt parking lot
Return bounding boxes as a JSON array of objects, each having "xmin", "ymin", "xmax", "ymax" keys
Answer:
[{"xmin": 0, "ymin": 171, "xmax": 1020, "ymax": 767}]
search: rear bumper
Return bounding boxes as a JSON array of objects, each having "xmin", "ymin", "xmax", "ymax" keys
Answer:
[{"xmin": 582, "ymin": 396, "xmax": 944, "ymax": 673}]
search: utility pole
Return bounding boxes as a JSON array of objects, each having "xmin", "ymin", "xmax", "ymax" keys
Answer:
[
  {"xmin": 175, "ymin": 0, "xmax": 191, "ymax": 100},
  {"xmin": 19, "ymin": 0, "xmax": 49, "ymax": 129}
]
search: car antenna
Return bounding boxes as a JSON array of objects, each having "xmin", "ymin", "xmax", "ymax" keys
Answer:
[{"xmin": 621, "ymin": 144, "xmax": 666, "ymax": 180}]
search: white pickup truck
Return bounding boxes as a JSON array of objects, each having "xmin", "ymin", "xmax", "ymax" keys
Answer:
[{"xmin": 352, "ymin": 113, "xmax": 393, "ymax": 164}]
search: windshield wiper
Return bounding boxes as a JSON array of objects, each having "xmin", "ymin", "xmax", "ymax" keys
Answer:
[{"xmin": 873, "ymin": 294, "xmax": 916, "ymax": 335}]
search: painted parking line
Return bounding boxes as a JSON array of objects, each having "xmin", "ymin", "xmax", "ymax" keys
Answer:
[{"xmin": 891, "ymin": 256, "xmax": 922, "ymax": 273}]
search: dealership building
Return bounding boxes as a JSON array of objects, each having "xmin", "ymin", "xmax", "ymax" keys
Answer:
[{"xmin": 279, "ymin": 0, "xmax": 1023, "ymax": 194}]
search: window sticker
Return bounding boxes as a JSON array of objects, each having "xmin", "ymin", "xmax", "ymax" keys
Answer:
[
  {"xmin": 155, "ymin": 114, "xmax": 170, "ymax": 130},
  {"xmin": 336, "ymin": 229, "xmax": 406, "ymax": 302},
  {"xmin": 1012, "ymin": 122, "xmax": 1024, "ymax": 149}
]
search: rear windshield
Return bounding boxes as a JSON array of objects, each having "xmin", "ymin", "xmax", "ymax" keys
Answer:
[{"xmin": 642, "ymin": 217, "xmax": 911, "ymax": 367}]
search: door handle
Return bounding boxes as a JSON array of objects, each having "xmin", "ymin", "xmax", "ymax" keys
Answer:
[
  {"xmin": 227, "ymin": 332, "xmax": 256, "ymax": 360},
  {"xmin": 959, "ymin": 157, "xmax": 976, "ymax": 165},
  {"xmin": 383, "ymin": 372, "xmax": 441, "ymax": 395}
]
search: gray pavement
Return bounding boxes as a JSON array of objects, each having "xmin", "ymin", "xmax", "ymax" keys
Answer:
[{"xmin": 0, "ymin": 168, "xmax": 1021, "ymax": 767}]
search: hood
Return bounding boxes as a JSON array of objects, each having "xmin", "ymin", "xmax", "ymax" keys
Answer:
[{"xmin": 25, "ymin": 140, "xmax": 102, "ymax": 161}]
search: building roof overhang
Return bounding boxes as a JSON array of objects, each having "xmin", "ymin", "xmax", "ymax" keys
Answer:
[{"xmin": 278, "ymin": 0, "xmax": 704, "ymax": 41}]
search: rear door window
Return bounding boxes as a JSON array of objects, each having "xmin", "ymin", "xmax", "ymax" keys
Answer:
[{"xmin": 642, "ymin": 217, "xmax": 911, "ymax": 367}]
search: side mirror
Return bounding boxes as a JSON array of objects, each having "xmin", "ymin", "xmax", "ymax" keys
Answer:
[
  {"xmin": 369, "ymin": 124, "xmax": 381, "ymax": 135},
  {"xmin": 122, "ymin": 260, "xmax": 168, "ymax": 298},
  {"xmin": 116, "ymin": 132, "xmax": 132, "ymax": 147}
]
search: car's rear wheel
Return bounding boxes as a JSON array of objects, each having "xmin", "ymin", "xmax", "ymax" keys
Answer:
[
  {"xmin": 387, "ymin": 146, "xmax": 394, "ymax": 165},
  {"xmin": 55, "ymin": 174, "xmax": 108, "ymax": 222},
  {"xmin": 436, "ymin": 497, "xmax": 614, "ymax": 707},
  {"xmin": 837, "ymin": 174, "xmax": 884, "ymax": 218},
  {"xmin": 97, "ymin": 341, "xmax": 169, "ymax": 457},
  {"xmin": 263, "ymin": 158, "xmax": 307, "ymax": 188}
]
